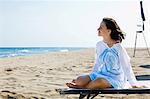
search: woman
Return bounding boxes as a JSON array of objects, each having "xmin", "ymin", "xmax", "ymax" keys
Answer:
[{"xmin": 66, "ymin": 17, "xmax": 139, "ymax": 89}]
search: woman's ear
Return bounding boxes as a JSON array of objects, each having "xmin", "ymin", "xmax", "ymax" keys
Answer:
[{"xmin": 108, "ymin": 29, "xmax": 111, "ymax": 34}]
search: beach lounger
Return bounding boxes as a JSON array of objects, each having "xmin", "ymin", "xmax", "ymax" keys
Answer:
[
  {"xmin": 139, "ymin": 64, "xmax": 150, "ymax": 69},
  {"xmin": 56, "ymin": 75, "xmax": 150, "ymax": 99},
  {"xmin": 136, "ymin": 75, "xmax": 150, "ymax": 80},
  {"xmin": 56, "ymin": 87, "xmax": 150, "ymax": 99}
]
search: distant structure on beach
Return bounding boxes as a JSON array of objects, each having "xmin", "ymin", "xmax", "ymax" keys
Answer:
[{"xmin": 133, "ymin": 0, "xmax": 150, "ymax": 57}]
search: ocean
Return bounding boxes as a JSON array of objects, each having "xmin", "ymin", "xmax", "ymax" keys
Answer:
[{"xmin": 0, "ymin": 47, "xmax": 86, "ymax": 58}]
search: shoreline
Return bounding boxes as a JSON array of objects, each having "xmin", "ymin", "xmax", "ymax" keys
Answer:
[{"xmin": 0, "ymin": 47, "xmax": 89, "ymax": 58}]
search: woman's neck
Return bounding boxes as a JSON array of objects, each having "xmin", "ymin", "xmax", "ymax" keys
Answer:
[{"xmin": 103, "ymin": 38, "xmax": 118, "ymax": 47}]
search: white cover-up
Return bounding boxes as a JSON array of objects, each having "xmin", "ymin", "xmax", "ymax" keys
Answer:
[{"xmin": 89, "ymin": 41, "xmax": 138, "ymax": 89}]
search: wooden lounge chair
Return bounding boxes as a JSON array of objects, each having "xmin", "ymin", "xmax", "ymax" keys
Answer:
[{"xmin": 56, "ymin": 75, "xmax": 150, "ymax": 99}]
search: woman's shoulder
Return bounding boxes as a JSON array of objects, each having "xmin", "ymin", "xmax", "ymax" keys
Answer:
[
  {"xmin": 95, "ymin": 41, "xmax": 107, "ymax": 54},
  {"xmin": 115, "ymin": 43, "xmax": 131, "ymax": 60},
  {"xmin": 96, "ymin": 41, "xmax": 104, "ymax": 46},
  {"xmin": 113, "ymin": 43, "xmax": 124, "ymax": 50},
  {"xmin": 96, "ymin": 41, "xmax": 107, "ymax": 50},
  {"xmin": 116, "ymin": 43, "xmax": 126, "ymax": 52}
]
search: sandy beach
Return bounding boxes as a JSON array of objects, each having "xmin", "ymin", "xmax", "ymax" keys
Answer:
[{"xmin": 0, "ymin": 48, "xmax": 150, "ymax": 99}]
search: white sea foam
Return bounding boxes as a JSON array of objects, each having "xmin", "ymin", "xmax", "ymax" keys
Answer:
[
  {"xmin": 9, "ymin": 54, "xmax": 18, "ymax": 57},
  {"xmin": 60, "ymin": 49, "xmax": 69, "ymax": 52},
  {"xmin": 18, "ymin": 50, "xmax": 30, "ymax": 53}
]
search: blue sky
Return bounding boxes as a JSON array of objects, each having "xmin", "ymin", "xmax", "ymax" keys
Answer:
[{"xmin": 0, "ymin": 0, "xmax": 150, "ymax": 47}]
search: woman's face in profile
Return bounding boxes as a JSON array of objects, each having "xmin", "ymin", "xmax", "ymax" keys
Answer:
[{"xmin": 97, "ymin": 22, "xmax": 109, "ymax": 37}]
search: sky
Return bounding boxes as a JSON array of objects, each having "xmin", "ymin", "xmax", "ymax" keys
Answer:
[{"xmin": 0, "ymin": 0, "xmax": 150, "ymax": 47}]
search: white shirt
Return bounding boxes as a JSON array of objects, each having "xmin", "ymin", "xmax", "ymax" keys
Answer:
[{"xmin": 92, "ymin": 41, "xmax": 138, "ymax": 88}]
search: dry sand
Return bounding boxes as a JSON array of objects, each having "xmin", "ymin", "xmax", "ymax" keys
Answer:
[{"xmin": 0, "ymin": 48, "xmax": 149, "ymax": 99}]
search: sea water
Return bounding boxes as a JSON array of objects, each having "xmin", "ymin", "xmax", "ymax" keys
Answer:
[{"xmin": 0, "ymin": 47, "xmax": 86, "ymax": 58}]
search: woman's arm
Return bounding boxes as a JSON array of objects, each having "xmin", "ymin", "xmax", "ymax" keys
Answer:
[
  {"xmin": 92, "ymin": 41, "xmax": 104, "ymax": 73},
  {"xmin": 120, "ymin": 47, "xmax": 138, "ymax": 87},
  {"xmin": 92, "ymin": 45, "xmax": 100, "ymax": 72}
]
